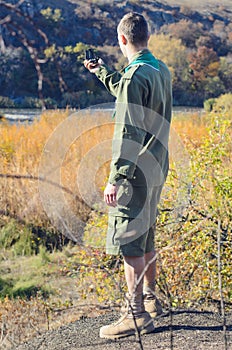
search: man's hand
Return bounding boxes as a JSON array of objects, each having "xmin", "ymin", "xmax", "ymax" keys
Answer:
[
  {"xmin": 104, "ymin": 183, "xmax": 117, "ymax": 207},
  {"xmin": 84, "ymin": 58, "xmax": 103, "ymax": 73}
]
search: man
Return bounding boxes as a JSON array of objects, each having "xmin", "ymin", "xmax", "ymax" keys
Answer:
[{"xmin": 84, "ymin": 12, "xmax": 172, "ymax": 339}]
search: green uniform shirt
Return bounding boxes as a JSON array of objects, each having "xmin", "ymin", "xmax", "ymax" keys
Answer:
[{"xmin": 95, "ymin": 49, "xmax": 172, "ymax": 187}]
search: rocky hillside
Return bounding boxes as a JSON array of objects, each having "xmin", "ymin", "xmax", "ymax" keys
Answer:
[
  {"xmin": 1, "ymin": 0, "xmax": 231, "ymax": 48},
  {"xmin": 0, "ymin": 0, "xmax": 231, "ymax": 108}
]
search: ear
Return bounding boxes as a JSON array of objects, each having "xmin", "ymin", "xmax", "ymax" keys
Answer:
[{"xmin": 120, "ymin": 34, "xmax": 127, "ymax": 45}]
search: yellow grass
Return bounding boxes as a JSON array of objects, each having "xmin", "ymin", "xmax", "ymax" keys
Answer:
[
  {"xmin": 0, "ymin": 108, "xmax": 231, "ymax": 349},
  {"xmin": 172, "ymin": 112, "xmax": 208, "ymax": 145},
  {"xmin": 0, "ymin": 109, "xmax": 114, "ymax": 227},
  {"xmin": 0, "ymin": 109, "xmax": 207, "ymax": 227}
]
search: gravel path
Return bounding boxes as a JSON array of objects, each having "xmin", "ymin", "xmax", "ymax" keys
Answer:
[{"xmin": 13, "ymin": 310, "xmax": 232, "ymax": 350}]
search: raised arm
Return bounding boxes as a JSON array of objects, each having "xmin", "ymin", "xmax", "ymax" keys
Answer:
[{"xmin": 84, "ymin": 59, "xmax": 123, "ymax": 98}]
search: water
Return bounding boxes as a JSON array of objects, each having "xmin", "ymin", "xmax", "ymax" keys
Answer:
[
  {"xmin": 0, "ymin": 106, "xmax": 204, "ymax": 124},
  {"xmin": 172, "ymin": 106, "xmax": 204, "ymax": 114},
  {"xmin": 0, "ymin": 108, "xmax": 42, "ymax": 124}
]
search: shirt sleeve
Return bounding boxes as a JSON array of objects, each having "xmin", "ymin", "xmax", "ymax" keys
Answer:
[
  {"xmin": 95, "ymin": 65, "xmax": 123, "ymax": 98},
  {"xmin": 108, "ymin": 73, "xmax": 147, "ymax": 185}
]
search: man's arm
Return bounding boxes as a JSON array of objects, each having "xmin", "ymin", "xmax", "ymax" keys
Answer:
[
  {"xmin": 84, "ymin": 59, "xmax": 122, "ymax": 98},
  {"xmin": 95, "ymin": 65, "xmax": 122, "ymax": 98}
]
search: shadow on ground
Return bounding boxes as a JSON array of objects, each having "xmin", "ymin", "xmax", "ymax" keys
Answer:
[{"xmin": 13, "ymin": 309, "xmax": 232, "ymax": 350}]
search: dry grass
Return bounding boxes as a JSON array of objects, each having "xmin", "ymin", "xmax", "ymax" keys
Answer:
[
  {"xmin": 0, "ymin": 109, "xmax": 114, "ymax": 227},
  {"xmin": 0, "ymin": 248, "xmax": 112, "ymax": 349},
  {"xmin": 172, "ymin": 111, "xmax": 209, "ymax": 145},
  {"xmin": 0, "ymin": 108, "xmax": 208, "ymax": 229},
  {"xmin": 0, "ymin": 108, "xmax": 231, "ymax": 349}
]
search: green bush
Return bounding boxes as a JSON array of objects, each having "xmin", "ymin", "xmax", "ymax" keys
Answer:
[
  {"xmin": 204, "ymin": 97, "xmax": 216, "ymax": 112},
  {"xmin": 0, "ymin": 277, "xmax": 13, "ymax": 298},
  {"xmin": 19, "ymin": 97, "xmax": 44, "ymax": 109},
  {"xmin": 0, "ymin": 276, "xmax": 49, "ymax": 299},
  {"xmin": 0, "ymin": 218, "xmax": 71, "ymax": 256},
  {"xmin": 44, "ymin": 97, "xmax": 58, "ymax": 109},
  {"xmin": 0, "ymin": 96, "xmax": 15, "ymax": 108},
  {"xmin": 204, "ymin": 93, "xmax": 232, "ymax": 112},
  {"xmin": 0, "ymin": 220, "xmax": 38, "ymax": 256},
  {"xmin": 212, "ymin": 93, "xmax": 232, "ymax": 112},
  {"xmin": 157, "ymin": 111, "xmax": 232, "ymax": 306},
  {"xmin": 12, "ymin": 280, "xmax": 50, "ymax": 299}
]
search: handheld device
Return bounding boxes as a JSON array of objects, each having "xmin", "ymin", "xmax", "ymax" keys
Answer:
[{"xmin": 85, "ymin": 49, "xmax": 99, "ymax": 64}]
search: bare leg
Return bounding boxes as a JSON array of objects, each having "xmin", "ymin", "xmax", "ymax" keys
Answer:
[
  {"xmin": 144, "ymin": 250, "xmax": 156, "ymax": 290},
  {"xmin": 143, "ymin": 250, "xmax": 163, "ymax": 316},
  {"xmin": 99, "ymin": 255, "xmax": 155, "ymax": 338},
  {"xmin": 123, "ymin": 255, "xmax": 145, "ymax": 295}
]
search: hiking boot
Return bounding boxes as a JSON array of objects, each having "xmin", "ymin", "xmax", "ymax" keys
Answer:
[
  {"xmin": 120, "ymin": 293, "xmax": 163, "ymax": 318},
  {"xmin": 144, "ymin": 294, "xmax": 163, "ymax": 318},
  {"xmin": 99, "ymin": 311, "xmax": 155, "ymax": 339}
]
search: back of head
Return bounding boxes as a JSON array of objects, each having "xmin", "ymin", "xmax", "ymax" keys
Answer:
[{"xmin": 118, "ymin": 12, "xmax": 149, "ymax": 46}]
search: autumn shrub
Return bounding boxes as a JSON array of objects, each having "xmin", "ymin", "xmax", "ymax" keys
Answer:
[
  {"xmin": 0, "ymin": 295, "xmax": 64, "ymax": 348},
  {"xmin": 211, "ymin": 93, "xmax": 232, "ymax": 112},
  {"xmin": 204, "ymin": 97, "xmax": 216, "ymax": 112},
  {"xmin": 156, "ymin": 108, "xmax": 232, "ymax": 307},
  {"xmin": 0, "ymin": 105, "xmax": 231, "ymax": 349},
  {"xmin": 204, "ymin": 93, "xmax": 232, "ymax": 113},
  {"xmin": 0, "ymin": 104, "xmax": 231, "ymax": 310}
]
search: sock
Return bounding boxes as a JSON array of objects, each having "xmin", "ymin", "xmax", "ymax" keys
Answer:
[
  {"xmin": 143, "ymin": 282, "xmax": 156, "ymax": 300},
  {"xmin": 125, "ymin": 292, "xmax": 145, "ymax": 317}
]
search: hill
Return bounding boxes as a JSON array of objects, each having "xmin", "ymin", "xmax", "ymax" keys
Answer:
[
  {"xmin": 2, "ymin": 0, "xmax": 231, "ymax": 47},
  {"xmin": 0, "ymin": 0, "xmax": 231, "ymax": 107}
]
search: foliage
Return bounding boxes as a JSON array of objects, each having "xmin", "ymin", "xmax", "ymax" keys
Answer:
[
  {"xmin": 0, "ymin": 1, "xmax": 231, "ymax": 107},
  {"xmin": 17, "ymin": 97, "xmax": 44, "ymax": 109},
  {"xmin": 0, "ymin": 96, "xmax": 15, "ymax": 108},
  {"xmin": 149, "ymin": 34, "xmax": 231, "ymax": 106},
  {"xmin": 189, "ymin": 46, "xmax": 220, "ymax": 81},
  {"xmin": 219, "ymin": 56, "xmax": 232, "ymax": 91},
  {"xmin": 204, "ymin": 93, "xmax": 232, "ymax": 113},
  {"xmin": 0, "ymin": 220, "xmax": 38, "ymax": 256},
  {"xmin": 40, "ymin": 7, "xmax": 63, "ymax": 23},
  {"xmin": 211, "ymin": 93, "xmax": 232, "ymax": 112},
  {"xmin": 155, "ymin": 101, "xmax": 232, "ymax": 306},
  {"xmin": 186, "ymin": 46, "xmax": 228, "ymax": 102},
  {"xmin": 1, "ymin": 103, "xmax": 231, "ymax": 307},
  {"xmin": 162, "ymin": 20, "xmax": 204, "ymax": 48},
  {"xmin": 204, "ymin": 98, "xmax": 216, "ymax": 112},
  {"xmin": 0, "ymin": 99, "xmax": 231, "ymax": 348},
  {"xmin": 149, "ymin": 33, "xmax": 188, "ymax": 84}
]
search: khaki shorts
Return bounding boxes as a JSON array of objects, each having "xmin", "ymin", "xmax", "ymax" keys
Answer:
[{"xmin": 106, "ymin": 179, "xmax": 163, "ymax": 257}]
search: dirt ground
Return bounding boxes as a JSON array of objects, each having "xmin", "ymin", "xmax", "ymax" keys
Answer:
[{"xmin": 12, "ymin": 309, "xmax": 232, "ymax": 350}]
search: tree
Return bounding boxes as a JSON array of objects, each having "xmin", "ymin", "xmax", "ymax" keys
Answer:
[
  {"xmin": 149, "ymin": 33, "xmax": 193, "ymax": 105},
  {"xmin": 162, "ymin": 20, "xmax": 204, "ymax": 48},
  {"xmin": 0, "ymin": 0, "xmax": 66, "ymax": 108},
  {"xmin": 188, "ymin": 46, "xmax": 225, "ymax": 101},
  {"xmin": 149, "ymin": 33, "xmax": 188, "ymax": 85},
  {"xmin": 218, "ymin": 56, "xmax": 232, "ymax": 92},
  {"xmin": 189, "ymin": 46, "xmax": 220, "ymax": 82}
]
